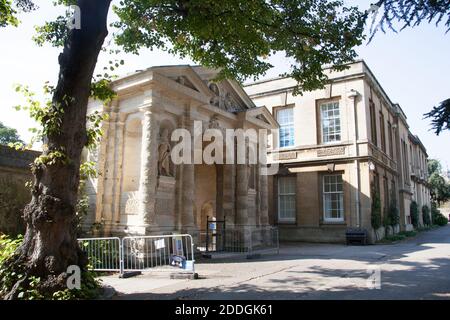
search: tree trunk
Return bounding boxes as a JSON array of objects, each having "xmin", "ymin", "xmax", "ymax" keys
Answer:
[{"xmin": 5, "ymin": 0, "xmax": 111, "ymax": 299}]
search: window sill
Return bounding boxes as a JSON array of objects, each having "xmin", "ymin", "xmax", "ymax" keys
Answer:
[
  {"xmin": 277, "ymin": 221, "xmax": 296, "ymax": 225},
  {"xmin": 320, "ymin": 221, "xmax": 346, "ymax": 226}
]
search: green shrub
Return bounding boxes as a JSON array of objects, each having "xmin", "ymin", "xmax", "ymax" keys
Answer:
[
  {"xmin": 0, "ymin": 234, "xmax": 101, "ymax": 300},
  {"xmin": 382, "ymin": 207, "xmax": 391, "ymax": 227},
  {"xmin": 371, "ymin": 184, "xmax": 382, "ymax": 230},
  {"xmin": 410, "ymin": 201, "xmax": 419, "ymax": 228},
  {"xmin": 431, "ymin": 202, "xmax": 449, "ymax": 226},
  {"xmin": 388, "ymin": 199, "xmax": 400, "ymax": 226},
  {"xmin": 433, "ymin": 214, "xmax": 449, "ymax": 226},
  {"xmin": 0, "ymin": 234, "xmax": 22, "ymax": 265},
  {"xmin": 422, "ymin": 205, "xmax": 431, "ymax": 226}
]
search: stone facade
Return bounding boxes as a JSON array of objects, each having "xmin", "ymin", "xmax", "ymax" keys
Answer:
[
  {"xmin": 0, "ymin": 145, "xmax": 40, "ymax": 235},
  {"xmin": 83, "ymin": 66, "xmax": 277, "ymax": 240},
  {"xmin": 245, "ymin": 60, "xmax": 431, "ymax": 243}
]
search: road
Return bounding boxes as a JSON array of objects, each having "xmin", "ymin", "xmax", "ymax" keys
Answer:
[{"xmin": 104, "ymin": 225, "xmax": 450, "ymax": 300}]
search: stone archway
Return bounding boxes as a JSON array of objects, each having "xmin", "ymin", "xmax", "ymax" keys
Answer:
[
  {"xmin": 200, "ymin": 201, "xmax": 215, "ymax": 230},
  {"xmin": 194, "ymin": 164, "xmax": 217, "ymax": 230}
]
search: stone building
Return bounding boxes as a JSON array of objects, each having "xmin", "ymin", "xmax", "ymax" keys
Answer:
[
  {"xmin": 0, "ymin": 145, "xmax": 40, "ymax": 235},
  {"xmin": 244, "ymin": 60, "xmax": 431, "ymax": 243},
  {"xmin": 83, "ymin": 65, "xmax": 277, "ymax": 240}
]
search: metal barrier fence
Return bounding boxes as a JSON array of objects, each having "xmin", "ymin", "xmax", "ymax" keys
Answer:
[
  {"xmin": 122, "ymin": 234, "xmax": 195, "ymax": 274},
  {"xmin": 78, "ymin": 237, "xmax": 121, "ymax": 272},
  {"xmin": 201, "ymin": 225, "xmax": 279, "ymax": 256},
  {"xmin": 78, "ymin": 234, "xmax": 195, "ymax": 276}
]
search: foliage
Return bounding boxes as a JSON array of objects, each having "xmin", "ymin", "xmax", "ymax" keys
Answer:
[
  {"xmin": 427, "ymin": 159, "xmax": 450, "ymax": 206},
  {"xmin": 431, "ymin": 202, "xmax": 449, "ymax": 226},
  {"xmin": 0, "ymin": 234, "xmax": 22, "ymax": 265},
  {"xmin": 388, "ymin": 191, "xmax": 400, "ymax": 227},
  {"xmin": 371, "ymin": 183, "xmax": 382, "ymax": 230},
  {"xmin": 422, "ymin": 205, "xmax": 431, "ymax": 226},
  {"xmin": 34, "ymin": 0, "xmax": 367, "ymax": 94},
  {"xmin": 410, "ymin": 201, "xmax": 419, "ymax": 228},
  {"xmin": 424, "ymin": 98, "xmax": 450, "ymax": 135},
  {"xmin": 380, "ymin": 230, "xmax": 417, "ymax": 243},
  {"xmin": 76, "ymin": 161, "xmax": 100, "ymax": 235},
  {"xmin": 0, "ymin": 122, "xmax": 23, "ymax": 145},
  {"xmin": 382, "ymin": 207, "xmax": 390, "ymax": 228},
  {"xmin": 0, "ymin": 234, "xmax": 101, "ymax": 300},
  {"xmin": 368, "ymin": 0, "xmax": 450, "ymax": 41},
  {"xmin": 0, "ymin": 0, "xmax": 35, "ymax": 28}
]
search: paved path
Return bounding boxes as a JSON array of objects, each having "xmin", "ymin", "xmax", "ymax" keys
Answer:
[{"xmin": 102, "ymin": 225, "xmax": 450, "ymax": 300}]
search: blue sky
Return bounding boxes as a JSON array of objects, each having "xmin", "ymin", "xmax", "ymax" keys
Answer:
[{"xmin": 0, "ymin": 0, "xmax": 449, "ymax": 170}]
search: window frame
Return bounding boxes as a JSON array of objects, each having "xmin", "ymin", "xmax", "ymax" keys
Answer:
[
  {"xmin": 369, "ymin": 99, "xmax": 378, "ymax": 146},
  {"xmin": 379, "ymin": 111, "xmax": 386, "ymax": 152},
  {"xmin": 277, "ymin": 176, "xmax": 297, "ymax": 223},
  {"xmin": 322, "ymin": 174, "xmax": 345, "ymax": 223},
  {"xmin": 388, "ymin": 121, "xmax": 394, "ymax": 158},
  {"xmin": 319, "ymin": 100, "xmax": 342, "ymax": 144},
  {"xmin": 276, "ymin": 106, "xmax": 295, "ymax": 148}
]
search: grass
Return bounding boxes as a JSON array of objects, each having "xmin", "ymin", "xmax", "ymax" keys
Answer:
[
  {"xmin": 377, "ymin": 230, "xmax": 417, "ymax": 244},
  {"xmin": 377, "ymin": 224, "xmax": 443, "ymax": 244}
]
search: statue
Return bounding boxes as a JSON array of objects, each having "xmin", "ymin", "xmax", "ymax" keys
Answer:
[{"xmin": 158, "ymin": 128, "xmax": 172, "ymax": 177}]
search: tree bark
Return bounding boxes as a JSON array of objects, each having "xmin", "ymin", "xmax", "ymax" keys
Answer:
[{"xmin": 5, "ymin": 0, "xmax": 111, "ymax": 299}]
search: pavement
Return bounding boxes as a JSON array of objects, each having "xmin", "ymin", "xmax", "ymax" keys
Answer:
[{"xmin": 100, "ymin": 225, "xmax": 450, "ymax": 300}]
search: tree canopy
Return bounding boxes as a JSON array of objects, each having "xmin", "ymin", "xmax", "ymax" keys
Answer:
[
  {"xmin": 424, "ymin": 98, "xmax": 450, "ymax": 135},
  {"xmin": 33, "ymin": 0, "xmax": 367, "ymax": 93},
  {"xmin": 0, "ymin": 0, "xmax": 35, "ymax": 27},
  {"xmin": 0, "ymin": 121, "xmax": 23, "ymax": 145},
  {"xmin": 428, "ymin": 158, "xmax": 450, "ymax": 206}
]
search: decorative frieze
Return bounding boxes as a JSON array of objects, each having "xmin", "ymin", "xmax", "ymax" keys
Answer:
[
  {"xmin": 317, "ymin": 146, "xmax": 345, "ymax": 157},
  {"xmin": 274, "ymin": 151, "xmax": 297, "ymax": 160}
]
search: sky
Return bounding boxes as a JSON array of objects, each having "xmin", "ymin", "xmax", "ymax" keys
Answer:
[{"xmin": 0, "ymin": 0, "xmax": 449, "ymax": 170}]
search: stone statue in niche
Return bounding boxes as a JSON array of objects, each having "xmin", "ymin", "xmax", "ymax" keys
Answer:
[
  {"xmin": 158, "ymin": 128, "xmax": 172, "ymax": 177},
  {"xmin": 209, "ymin": 115, "xmax": 220, "ymax": 129},
  {"xmin": 209, "ymin": 83, "xmax": 220, "ymax": 107},
  {"xmin": 224, "ymin": 92, "xmax": 233, "ymax": 111}
]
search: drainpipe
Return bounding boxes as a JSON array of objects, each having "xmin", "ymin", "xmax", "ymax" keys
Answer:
[{"xmin": 348, "ymin": 89, "xmax": 361, "ymax": 228}]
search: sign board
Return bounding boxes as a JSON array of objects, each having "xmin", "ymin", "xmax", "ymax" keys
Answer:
[{"xmin": 154, "ymin": 238, "xmax": 165, "ymax": 250}]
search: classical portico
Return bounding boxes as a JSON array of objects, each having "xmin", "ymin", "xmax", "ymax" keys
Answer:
[{"xmin": 83, "ymin": 65, "xmax": 277, "ymax": 240}]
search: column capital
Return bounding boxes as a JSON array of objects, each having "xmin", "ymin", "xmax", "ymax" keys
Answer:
[{"xmin": 139, "ymin": 102, "xmax": 164, "ymax": 114}]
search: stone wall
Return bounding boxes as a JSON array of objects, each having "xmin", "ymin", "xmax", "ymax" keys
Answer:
[{"xmin": 0, "ymin": 145, "xmax": 40, "ymax": 235}]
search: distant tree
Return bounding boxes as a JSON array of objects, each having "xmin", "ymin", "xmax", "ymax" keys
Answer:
[
  {"xmin": 371, "ymin": 183, "xmax": 382, "ymax": 230},
  {"xmin": 410, "ymin": 200, "xmax": 419, "ymax": 228},
  {"xmin": 0, "ymin": 121, "xmax": 23, "ymax": 145},
  {"xmin": 424, "ymin": 98, "xmax": 450, "ymax": 135},
  {"xmin": 428, "ymin": 158, "xmax": 450, "ymax": 206},
  {"xmin": 367, "ymin": 1, "xmax": 450, "ymax": 135},
  {"xmin": 0, "ymin": 0, "xmax": 35, "ymax": 27}
]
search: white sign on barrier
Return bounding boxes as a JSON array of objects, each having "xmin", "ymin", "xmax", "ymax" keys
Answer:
[{"xmin": 154, "ymin": 238, "xmax": 165, "ymax": 249}]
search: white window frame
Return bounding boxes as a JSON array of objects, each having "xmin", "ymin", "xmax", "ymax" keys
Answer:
[
  {"xmin": 320, "ymin": 101, "xmax": 341, "ymax": 144},
  {"xmin": 278, "ymin": 176, "xmax": 296, "ymax": 223},
  {"xmin": 277, "ymin": 107, "xmax": 295, "ymax": 148},
  {"xmin": 322, "ymin": 174, "xmax": 344, "ymax": 222}
]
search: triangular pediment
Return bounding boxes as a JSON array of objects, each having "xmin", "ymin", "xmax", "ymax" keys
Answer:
[
  {"xmin": 239, "ymin": 106, "xmax": 279, "ymax": 129},
  {"xmin": 152, "ymin": 65, "xmax": 214, "ymax": 100}
]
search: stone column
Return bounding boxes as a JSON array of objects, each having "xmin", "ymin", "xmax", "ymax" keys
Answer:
[
  {"xmin": 180, "ymin": 115, "xmax": 196, "ymax": 231},
  {"xmin": 94, "ymin": 105, "xmax": 111, "ymax": 226},
  {"xmin": 236, "ymin": 164, "xmax": 249, "ymax": 225},
  {"xmin": 112, "ymin": 113, "xmax": 126, "ymax": 224},
  {"xmin": 223, "ymin": 164, "xmax": 236, "ymax": 226},
  {"xmin": 102, "ymin": 110, "xmax": 118, "ymax": 233},
  {"xmin": 138, "ymin": 107, "xmax": 159, "ymax": 232},
  {"xmin": 260, "ymin": 165, "xmax": 269, "ymax": 225}
]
